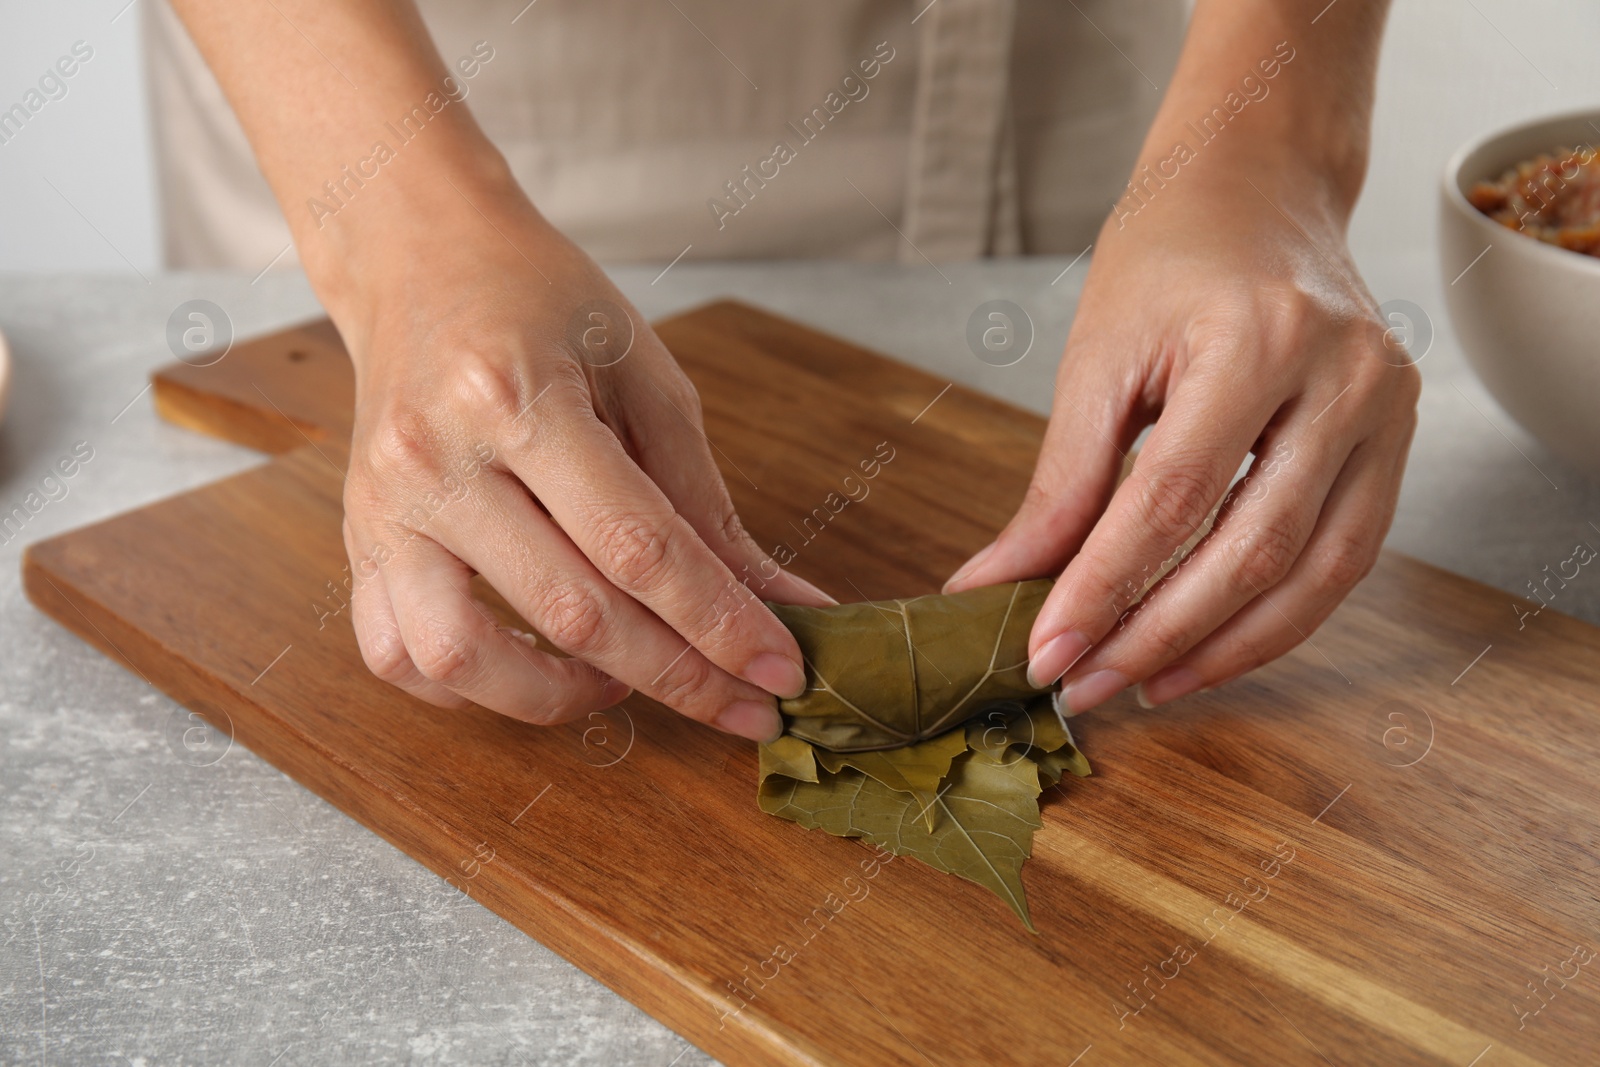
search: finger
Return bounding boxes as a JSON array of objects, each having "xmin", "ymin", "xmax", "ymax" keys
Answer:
[
  {"xmin": 343, "ymin": 518, "xmax": 471, "ymax": 710},
  {"xmin": 1053, "ymin": 403, "xmax": 1350, "ymax": 712},
  {"xmin": 1025, "ymin": 361, "xmax": 1283, "ymax": 690},
  {"xmin": 1135, "ymin": 421, "xmax": 1411, "ymax": 707},
  {"xmin": 623, "ymin": 371, "xmax": 836, "ymax": 608},
  {"xmin": 380, "ymin": 531, "xmax": 630, "ymax": 725},
  {"xmin": 499, "ymin": 367, "xmax": 808, "ymax": 699},
  {"xmin": 942, "ymin": 348, "xmax": 1136, "ymax": 594},
  {"xmin": 436, "ymin": 470, "xmax": 787, "ymax": 741}
]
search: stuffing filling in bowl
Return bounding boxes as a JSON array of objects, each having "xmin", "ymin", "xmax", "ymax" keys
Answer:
[{"xmin": 1468, "ymin": 145, "xmax": 1600, "ymax": 257}]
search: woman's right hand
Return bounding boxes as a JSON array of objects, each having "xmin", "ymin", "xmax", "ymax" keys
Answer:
[{"xmin": 317, "ymin": 159, "xmax": 832, "ymax": 742}]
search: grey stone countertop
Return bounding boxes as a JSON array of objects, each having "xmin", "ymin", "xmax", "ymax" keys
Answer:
[{"xmin": 3, "ymin": 255, "xmax": 1598, "ymax": 1066}]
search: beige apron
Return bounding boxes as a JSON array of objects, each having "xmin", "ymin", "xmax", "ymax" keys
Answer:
[{"xmin": 144, "ymin": 0, "xmax": 1184, "ymax": 270}]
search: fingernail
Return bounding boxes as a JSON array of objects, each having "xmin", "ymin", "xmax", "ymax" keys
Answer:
[
  {"xmin": 717, "ymin": 699, "xmax": 783, "ymax": 743},
  {"xmin": 943, "ymin": 540, "xmax": 997, "ymax": 593},
  {"xmin": 744, "ymin": 652, "xmax": 807, "ymax": 699},
  {"xmin": 1027, "ymin": 631, "xmax": 1092, "ymax": 689},
  {"xmin": 1136, "ymin": 667, "xmax": 1203, "ymax": 709},
  {"xmin": 1060, "ymin": 669, "xmax": 1130, "ymax": 716},
  {"xmin": 599, "ymin": 676, "xmax": 632, "ymax": 707}
]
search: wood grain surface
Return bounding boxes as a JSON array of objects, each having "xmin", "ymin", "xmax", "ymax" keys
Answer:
[{"xmin": 26, "ymin": 301, "xmax": 1600, "ymax": 1066}]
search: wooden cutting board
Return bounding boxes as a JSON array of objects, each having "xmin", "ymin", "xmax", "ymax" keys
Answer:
[{"xmin": 23, "ymin": 301, "xmax": 1600, "ymax": 1066}]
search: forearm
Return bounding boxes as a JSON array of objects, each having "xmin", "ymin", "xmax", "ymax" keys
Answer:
[
  {"xmin": 167, "ymin": 0, "xmax": 523, "ymax": 317},
  {"xmin": 1131, "ymin": 0, "xmax": 1391, "ymax": 229}
]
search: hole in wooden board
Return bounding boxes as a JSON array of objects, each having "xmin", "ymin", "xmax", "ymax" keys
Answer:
[{"xmin": 287, "ymin": 349, "xmax": 308, "ymax": 362}]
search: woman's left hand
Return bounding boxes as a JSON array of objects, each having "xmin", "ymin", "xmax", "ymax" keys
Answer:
[{"xmin": 944, "ymin": 155, "xmax": 1421, "ymax": 713}]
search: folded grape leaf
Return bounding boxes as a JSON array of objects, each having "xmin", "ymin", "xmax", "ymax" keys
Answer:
[
  {"xmin": 814, "ymin": 729, "xmax": 969, "ymax": 831},
  {"xmin": 758, "ymin": 695, "xmax": 1090, "ymax": 931},
  {"xmin": 767, "ymin": 580, "xmax": 1054, "ymax": 752},
  {"xmin": 966, "ymin": 697, "xmax": 1092, "ymax": 788},
  {"xmin": 965, "ymin": 695, "xmax": 1079, "ymax": 763},
  {"xmin": 759, "ymin": 733, "xmax": 821, "ymax": 784},
  {"xmin": 1035, "ymin": 746, "xmax": 1091, "ymax": 788},
  {"xmin": 760, "ymin": 744, "xmax": 1044, "ymax": 928}
]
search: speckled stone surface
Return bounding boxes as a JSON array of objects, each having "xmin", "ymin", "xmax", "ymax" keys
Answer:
[{"xmin": 2, "ymin": 256, "xmax": 1599, "ymax": 1065}]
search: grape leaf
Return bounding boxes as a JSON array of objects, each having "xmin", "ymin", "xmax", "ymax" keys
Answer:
[
  {"xmin": 757, "ymin": 696, "xmax": 1090, "ymax": 931},
  {"xmin": 759, "ymin": 733, "xmax": 820, "ymax": 783},
  {"xmin": 761, "ymin": 745, "xmax": 1045, "ymax": 930},
  {"xmin": 814, "ymin": 728, "xmax": 969, "ymax": 831},
  {"xmin": 767, "ymin": 580, "xmax": 1054, "ymax": 752},
  {"xmin": 1035, "ymin": 746, "xmax": 1092, "ymax": 788},
  {"xmin": 965, "ymin": 695, "xmax": 1090, "ymax": 784}
]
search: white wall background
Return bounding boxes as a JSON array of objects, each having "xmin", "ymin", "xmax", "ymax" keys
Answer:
[
  {"xmin": 1, "ymin": 0, "xmax": 1597, "ymax": 275},
  {"xmin": 0, "ymin": 0, "xmax": 159, "ymax": 273}
]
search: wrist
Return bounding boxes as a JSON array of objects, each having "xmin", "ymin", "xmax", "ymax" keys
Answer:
[
  {"xmin": 1127, "ymin": 14, "xmax": 1381, "ymax": 230},
  {"xmin": 289, "ymin": 130, "xmax": 550, "ymax": 324},
  {"xmin": 1126, "ymin": 117, "xmax": 1365, "ymax": 237}
]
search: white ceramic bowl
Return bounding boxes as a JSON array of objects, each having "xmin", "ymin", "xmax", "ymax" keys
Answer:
[{"xmin": 1440, "ymin": 109, "xmax": 1600, "ymax": 474}]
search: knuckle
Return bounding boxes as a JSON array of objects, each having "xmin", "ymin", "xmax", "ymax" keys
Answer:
[
  {"xmin": 543, "ymin": 666, "xmax": 617, "ymax": 724},
  {"xmin": 541, "ymin": 357, "xmax": 593, "ymax": 403},
  {"xmin": 520, "ymin": 705, "xmax": 569, "ymax": 728},
  {"xmin": 649, "ymin": 650, "xmax": 719, "ymax": 719},
  {"xmin": 1348, "ymin": 348, "xmax": 1391, "ymax": 394},
  {"xmin": 1078, "ymin": 554, "xmax": 1140, "ymax": 623},
  {"xmin": 501, "ymin": 362, "xmax": 591, "ymax": 452},
  {"xmin": 1361, "ymin": 312, "xmax": 1419, "ymax": 374},
  {"xmin": 1231, "ymin": 519, "xmax": 1304, "ymax": 592},
  {"xmin": 687, "ymin": 579, "xmax": 756, "ymax": 654},
  {"xmin": 451, "ymin": 351, "xmax": 523, "ymax": 419},
  {"xmin": 1350, "ymin": 320, "xmax": 1423, "ymax": 411},
  {"xmin": 360, "ymin": 626, "xmax": 414, "ymax": 685},
  {"xmin": 1020, "ymin": 477, "xmax": 1053, "ymax": 514},
  {"xmin": 532, "ymin": 579, "xmax": 608, "ymax": 653},
  {"xmin": 1190, "ymin": 285, "xmax": 1308, "ymax": 367},
  {"xmin": 1019, "ymin": 474, "xmax": 1072, "ymax": 523},
  {"xmin": 1130, "ymin": 604, "xmax": 1191, "ymax": 664},
  {"xmin": 1312, "ymin": 531, "xmax": 1375, "ymax": 595},
  {"xmin": 1225, "ymin": 632, "xmax": 1279, "ymax": 676},
  {"xmin": 518, "ymin": 689, "xmax": 580, "ymax": 727},
  {"xmin": 660, "ymin": 372, "xmax": 703, "ymax": 419},
  {"xmin": 1275, "ymin": 288, "xmax": 1318, "ymax": 337},
  {"xmin": 410, "ymin": 621, "xmax": 485, "ymax": 688},
  {"xmin": 369, "ymin": 411, "xmax": 439, "ymax": 478},
  {"xmin": 597, "ymin": 512, "xmax": 675, "ymax": 593},
  {"xmin": 1136, "ymin": 461, "xmax": 1221, "ymax": 548},
  {"xmin": 1248, "ymin": 286, "xmax": 1318, "ymax": 363},
  {"xmin": 1360, "ymin": 315, "xmax": 1398, "ymax": 362},
  {"xmin": 714, "ymin": 503, "xmax": 750, "ymax": 551}
]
